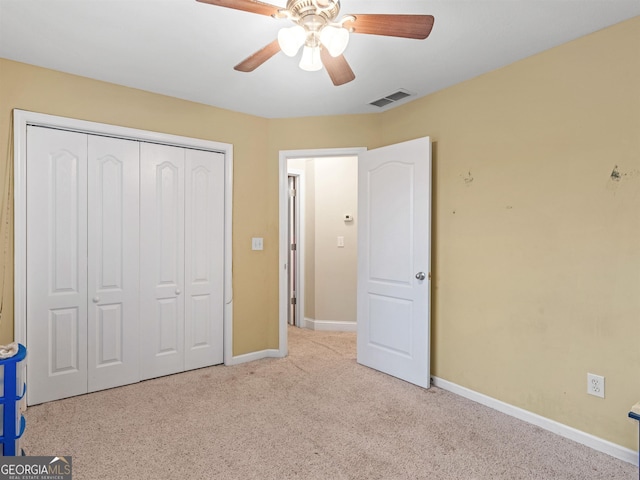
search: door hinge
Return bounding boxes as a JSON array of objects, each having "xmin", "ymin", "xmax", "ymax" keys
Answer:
[
  {"xmin": 290, "ymin": 297, "xmax": 297, "ymax": 305},
  {"xmin": 290, "ymin": 243, "xmax": 297, "ymax": 251},
  {"xmin": 289, "ymin": 188, "xmax": 296, "ymax": 197}
]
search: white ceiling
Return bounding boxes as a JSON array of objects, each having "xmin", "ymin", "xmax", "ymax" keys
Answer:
[{"xmin": 1, "ymin": 1, "xmax": 639, "ymax": 119}]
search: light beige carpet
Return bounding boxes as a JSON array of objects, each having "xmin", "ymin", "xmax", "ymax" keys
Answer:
[{"xmin": 23, "ymin": 327, "xmax": 636, "ymax": 479}]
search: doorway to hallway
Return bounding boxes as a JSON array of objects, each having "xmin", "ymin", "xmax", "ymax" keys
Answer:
[
  {"xmin": 279, "ymin": 148, "xmax": 364, "ymax": 356},
  {"xmin": 279, "ymin": 138, "xmax": 433, "ymax": 391}
]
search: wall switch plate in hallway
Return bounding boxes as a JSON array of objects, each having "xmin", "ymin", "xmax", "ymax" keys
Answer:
[
  {"xmin": 337, "ymin": 236, "xmax": 345, "ymax": 247},
  {"xmin": 252, "ymin": 237, "xmax": 264, "ymax": 251},
  {"xmin": 587, "ymin": 373, "xmax": 605, "ymax": 398}
]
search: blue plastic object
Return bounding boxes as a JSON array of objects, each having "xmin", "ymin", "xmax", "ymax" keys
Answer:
[
  {"xmin": 629, "ymin": 409, "xmax": 640, "ymax": 478},
  {"xmin": 0, "ymin": 344, "xmax": 27, "ymax": 456}
]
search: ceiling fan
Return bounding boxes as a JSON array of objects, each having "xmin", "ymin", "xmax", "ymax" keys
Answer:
[{"xmin": 196, "ymin": 0, "xmax": 435, "ymax": 86}]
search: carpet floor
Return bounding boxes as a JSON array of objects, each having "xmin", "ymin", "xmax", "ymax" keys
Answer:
[{"xmin": 23, "ymin": 327, "xmax": 637, "ymax": 479}]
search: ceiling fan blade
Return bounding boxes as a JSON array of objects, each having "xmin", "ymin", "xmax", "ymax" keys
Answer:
[
  {"xmin": 344, "ymin": 14, "xmax": 435, "ymax": 39},
  {"xmin": 234, "ymin": 40, "xmax": 281, "ymax": 72},
  {"xmin": 320, "ymin": 48, "xmax": 355, "ymax": 86},
  {"xmin": 196, "ymin": 0, "xmax": 280, "ymax": 17}
]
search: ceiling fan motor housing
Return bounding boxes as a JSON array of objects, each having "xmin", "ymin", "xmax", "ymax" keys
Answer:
[
  {"xmin": 285, "ymin": 0, "xmax": 342, "ymax": 49},
  {"xmin": 286, "ymin": 0, "xmax": 340, "ymax": 25}
]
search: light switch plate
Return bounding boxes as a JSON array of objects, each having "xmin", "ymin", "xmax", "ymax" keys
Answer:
[{"xmin": 252, "ymin": 237, "xmax": 264, "ymax": 251}]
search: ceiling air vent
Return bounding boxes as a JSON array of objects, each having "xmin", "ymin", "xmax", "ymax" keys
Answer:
[{"xmin": 369, "ymin": 89, "xmax": 413, "ymax": 108}]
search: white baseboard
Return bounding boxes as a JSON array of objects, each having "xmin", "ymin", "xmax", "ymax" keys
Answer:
[
  {"xmin": 431, "ymin": 376, "xmax": 639, "ymax": 466},
  {"xmin": 228, "ymin": 349, "xmax": 283, "ymax": 366},
  {"xmin": 303, "ymin": 318, "xmax": 357, "ymax": 332}
]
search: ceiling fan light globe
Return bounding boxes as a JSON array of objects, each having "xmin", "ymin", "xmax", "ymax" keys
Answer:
[
  {"xmin": 299, "ymin": 46, "xmax": 322, "ymax": 71},
  {"xmin": 278, "ymin": 25, "xmax": 306, "ymax": 57},
  {"xmin": 320, "ymin": 25, "xmax": 349, "ymax": 57}
]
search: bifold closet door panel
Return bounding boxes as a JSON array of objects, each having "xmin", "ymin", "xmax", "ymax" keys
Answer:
[
  {"xmin": 140, "ymin": 143, "xmax": 186, "ymax": 380},
  {"xmin": 26, "ymin": 126, "xmax": 89, "ymax": 405},
  {"xmin": 26, "ymin": 124, "xmax": 227, "ymax": 403},
  {"xmin": 87, "ymin": 136, "xmax": 140, "ymax": 392},
  {"xmin": 184, "ymin": 149, "xmax": 225, "ymax": 370}
]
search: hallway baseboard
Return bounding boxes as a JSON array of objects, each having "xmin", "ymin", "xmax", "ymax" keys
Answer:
[{"xmin": 303, "ymin": 318, "xmax": 357, "ymax": 332}]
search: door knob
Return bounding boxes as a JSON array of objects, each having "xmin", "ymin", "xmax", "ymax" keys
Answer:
[
  {"xmin": 175, "ymin": 289, "xmax": 181, "ymax": 295},
  {"xmin": 415, "ymin": 272, "xmax": 426, "ymax": 281},
  {"xmin": 92, "ymin": 297, "xmax": 100, "ymax": 303}
]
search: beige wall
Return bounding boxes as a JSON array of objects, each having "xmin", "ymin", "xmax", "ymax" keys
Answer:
[
  {"xmin": 0, "ymin": 60, "xmax": 380, "ymax": 353},
  {"xmin": 0, "ymin": 58, "xmax": 277, "ymax": 356},
  {"xmin": 1, "ymin": 14, "xmax": 639, "ymax": 451},
  {"xmin": 291, "ymin": 157, "xmax": 358, "ymax": 323},
  {"xmin": 313, "ymin": 156, "xmax": 358, "ymax": 322},
  {"xmin": 378, "ymin": 16, "xmax": 640, "ymax": 450}
]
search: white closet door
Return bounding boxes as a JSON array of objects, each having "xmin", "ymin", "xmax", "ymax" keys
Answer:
[
  {"xmin": 184, "ymin": 149, "xmax": 225, "ymax": 370},
  {"xmin": 140, "ymin": 143, "xmax": 185, "ymax": 380},
  {"xmin": 26, "ymin": 127, "xmax": 88, "ymax": 405},
  {"xmin": 87, "ymin": 136, "xmax": 140, "ymax": 392}
]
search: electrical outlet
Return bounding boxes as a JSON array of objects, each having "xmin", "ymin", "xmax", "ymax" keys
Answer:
[{"xmin": 587, "ymin": 373, "xmax": 605, "ymax": 398}]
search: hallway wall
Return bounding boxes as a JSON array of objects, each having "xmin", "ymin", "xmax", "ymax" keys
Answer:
[{"xmin": 289, "ymin": 156, "xmax": 358, "ymax": 326}]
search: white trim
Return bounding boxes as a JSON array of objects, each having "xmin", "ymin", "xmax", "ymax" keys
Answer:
[
  {"xmin": 229, "ymin": 349, "xmax": 284, "ymax": 366},
  {"xmin": 303, "ymin": 318, "xmax": 357, "ymax": 332},
  {"xmin": 13, "ymin": 109, "xmax": 235, "ymax": 383},
  {"xmin": 286, "ymin": 167, "xmax": 305, "ymax": 329},
  {"xmin": 223, "ymin": 144, "xmax": 234, "ymax": 366},
  {"xmin": 431, "ymin": 376, "xmax": 639, "ymax": 466},
  {"xmin": 278, "ymin": 147, "xmax": 366, "ymax": 358}
]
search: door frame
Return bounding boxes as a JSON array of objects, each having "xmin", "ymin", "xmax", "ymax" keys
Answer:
[
  {"xmin": 13, "ymin": 109, "xmax": 235, "ymax": 375},
  {"xmin": 278, "ymin": 147, "xmax": 366, "ymax": 356},
  {"xmin": 287, "ymin": 168, "xmax": 305, "ymax": 328}
]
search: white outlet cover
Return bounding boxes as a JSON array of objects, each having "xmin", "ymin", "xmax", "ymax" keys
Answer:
[{"xmin": 587, "ymin": 373, "xmax": 605, "ymax": 398}]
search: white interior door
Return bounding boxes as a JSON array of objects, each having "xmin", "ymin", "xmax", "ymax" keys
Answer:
[
  {"xmin": 87, "ymin": 136, "xmax": 140, "ymax": 392},
  {"xmin": 140, "ymin": 143, "xmax": 185, "ymax": 380},
  {"xmin": 356, "ymin": 137, "xmax": 432, "ymax": 388},
  {"xmin": 27, "ymin": 126, "xmax": 88, "ymax": 405},
  {"xmin": 184, "ymin": 148, "xmax": 224, "ymax": 370}
]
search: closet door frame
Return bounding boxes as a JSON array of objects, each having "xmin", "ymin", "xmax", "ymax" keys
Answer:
[{"xmin": 13, "ymin": 109, "xmax": 234, "ymax": 402}]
